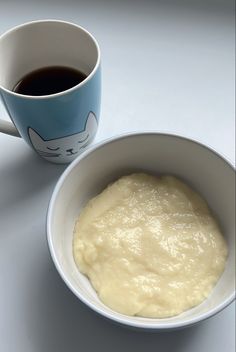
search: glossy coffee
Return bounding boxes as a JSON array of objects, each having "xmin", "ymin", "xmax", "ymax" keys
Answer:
[{"xmin": 13, "ymin": 66, "xmax": 87, "ymax": 96}]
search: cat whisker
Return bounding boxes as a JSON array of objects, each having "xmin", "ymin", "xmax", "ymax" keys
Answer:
[
  {"xmin": 42, "ymin": 154, "xmax": 60, "ymax": 157},
  {"xmin": 78, "ymin": 134, "xmax": 89, "ymax": 143},
  {"xmin": 37, "ymin": 150, "xmax": 60, "ymax": 157},
  {"xmin": 37, "ymin": 149, "xmax": 57, "ymax": 153},
  {"xmin": 80, "ymin": 142, "xmax": 90, "ymax": 149},
  {"xmin": 40, "ymin": 154, "xmax": 60, "ymax": 157},
  {"xmin": 38, "ymin": 152, "xmax": 55, "ymax": 155}
]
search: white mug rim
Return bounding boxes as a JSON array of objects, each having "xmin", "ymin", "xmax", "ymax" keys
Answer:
[{"xmin": 0, "ymin": 19, "xmax": 101, "ymax": 100}]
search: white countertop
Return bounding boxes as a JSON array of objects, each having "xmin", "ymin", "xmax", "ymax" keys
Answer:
[{"xmin": 0, "ymin": 0, "xmax": 235, "ymax": 351}]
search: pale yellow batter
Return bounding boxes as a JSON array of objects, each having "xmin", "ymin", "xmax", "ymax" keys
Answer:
[{"xmin": 73, "ymin": 174, "xmax": 228, "ymax": 318}]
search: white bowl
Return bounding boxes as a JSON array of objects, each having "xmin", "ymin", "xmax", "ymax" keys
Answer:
[{"xmin": 47, "ymin": 133, "xmax": 235, "ymax": 331}]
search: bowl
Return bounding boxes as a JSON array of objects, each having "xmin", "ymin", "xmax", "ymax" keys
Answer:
[{"xmin": 47, "ymin": 133, "xmax": 235, "ymax": 330}]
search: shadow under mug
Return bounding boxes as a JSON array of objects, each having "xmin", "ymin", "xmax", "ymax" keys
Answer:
[{"xmin": 0, "ymin": 20, "xmax": 101, "ymax": 164}]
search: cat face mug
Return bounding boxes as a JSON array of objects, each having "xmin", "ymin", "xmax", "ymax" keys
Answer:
[{"xmin": 0, "ymin": 20, "xmax": 101, "ymax": 163}]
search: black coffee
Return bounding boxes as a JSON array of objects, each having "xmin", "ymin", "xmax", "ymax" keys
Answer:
[{"xmin": 13, "ymin": 66, "xmax": 87, "ymax": 96}]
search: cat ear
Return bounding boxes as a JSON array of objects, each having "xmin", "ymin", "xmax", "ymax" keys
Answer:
[
  {"xmin": 85, "ymin": 111, "xmax": 97, "ymax": 131},
  {"xmin": 28, "ymin": 127, "xmax": 44, "ymax": 144}
]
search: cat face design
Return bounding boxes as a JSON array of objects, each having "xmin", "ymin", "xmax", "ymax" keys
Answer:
[{"xmin": 28, "ymin": 111, "xmax": 97, "ymax": 163}]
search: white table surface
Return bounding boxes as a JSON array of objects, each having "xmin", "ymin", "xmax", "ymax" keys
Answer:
[{"xmin": 0, "ymin": 0, "xmax": 235, "ymax": 351}]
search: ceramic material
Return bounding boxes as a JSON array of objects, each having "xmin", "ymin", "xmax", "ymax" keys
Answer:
[
  {"xmin": 47, "ymin": 133, "xmax": 235, "ymax": 330},
  {"xmin": 0, "ymin": 20, "xmax": 101, "ymax": 163}
]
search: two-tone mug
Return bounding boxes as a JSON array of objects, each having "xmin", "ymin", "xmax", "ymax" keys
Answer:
[{"xmin": 0, "ymin": 20, "xmax": 101, "ymax": 163}]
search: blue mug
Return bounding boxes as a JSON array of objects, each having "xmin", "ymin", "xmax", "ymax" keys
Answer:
[{"xmin": 0, "ymin": 20, "xmax": 101, "ymax": 163}]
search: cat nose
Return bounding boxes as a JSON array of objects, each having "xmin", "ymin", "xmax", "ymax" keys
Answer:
[{"xmin": 66, "ymin": 148, "xmax": 73, "ymax": 152}]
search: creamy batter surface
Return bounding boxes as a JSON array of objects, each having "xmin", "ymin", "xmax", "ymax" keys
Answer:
[{"xmin": 73, "ymin": 174, "xmax": 227, "ymax": 318}]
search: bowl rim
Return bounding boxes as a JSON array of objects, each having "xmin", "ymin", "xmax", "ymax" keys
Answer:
[{"xmin": 47, "ymin": 132, "xmax": 236, "ymax": 330}]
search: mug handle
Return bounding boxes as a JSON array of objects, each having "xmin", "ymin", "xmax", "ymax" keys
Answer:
[
  {"xmin": 0, "ymin": 119, "xmax": 21, "ymax": 137},
  {"xmin": 0, "ymin": 93, "xmax": 21, "ymax": 137}
]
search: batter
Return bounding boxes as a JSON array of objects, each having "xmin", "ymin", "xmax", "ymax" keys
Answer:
[{"xmin": 73, "ymin": 174, "xmax": 228, "ymax": 318}]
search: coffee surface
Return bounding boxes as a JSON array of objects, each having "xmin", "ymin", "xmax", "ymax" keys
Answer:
[{"xmin": 13, "ymin": 66, "xmax": 87, "ymax": 96}]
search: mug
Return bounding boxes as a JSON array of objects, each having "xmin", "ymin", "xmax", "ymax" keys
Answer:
[{"xmin": 0, "ymin": 20, "xmax": 101, "ymax": 163}]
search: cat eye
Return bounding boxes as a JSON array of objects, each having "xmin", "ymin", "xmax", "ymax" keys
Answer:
[
  {"xmin": 78, "ymin": 134, "xmax": 89, "ymax": 143},
  {"xmin": 47, "ymin": 147, "xmax": 60, "ymax": 151}
]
